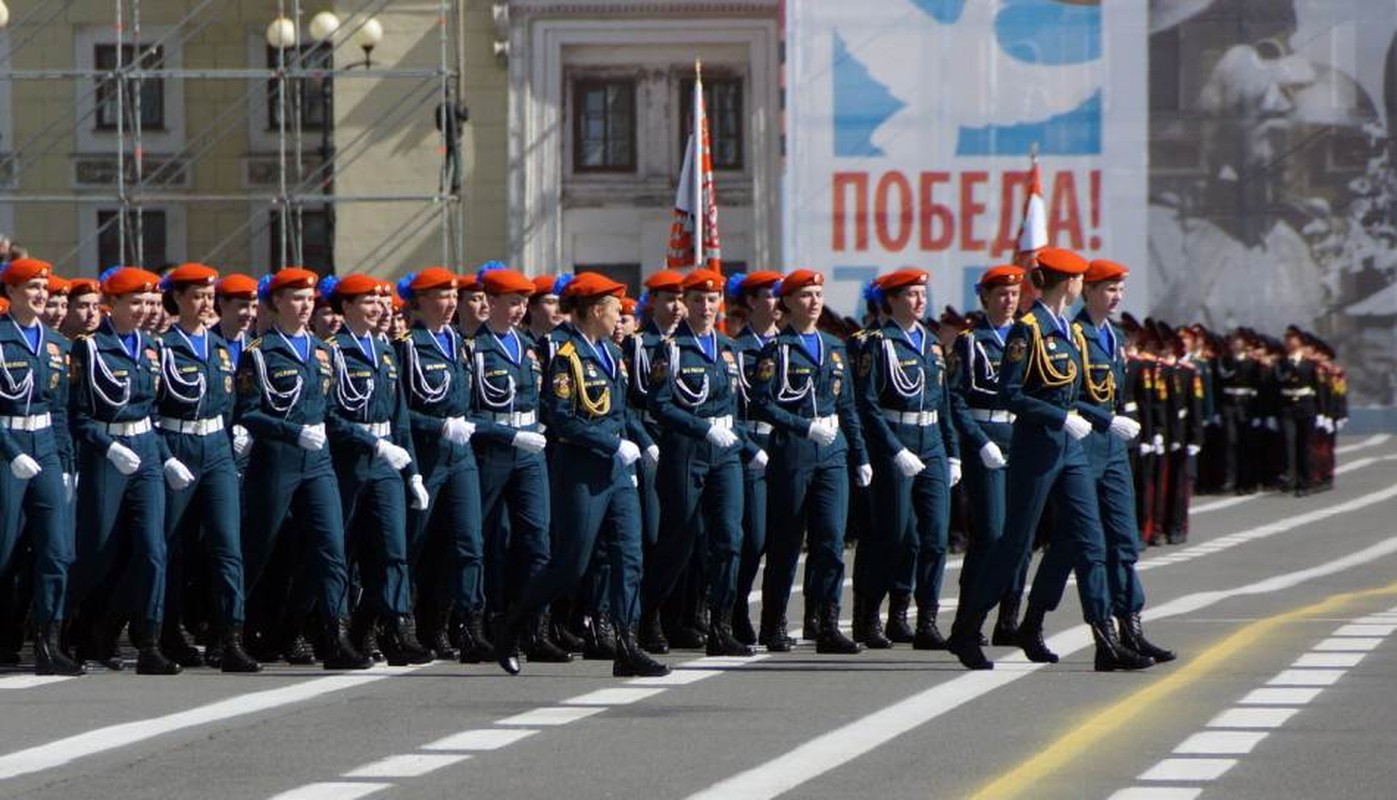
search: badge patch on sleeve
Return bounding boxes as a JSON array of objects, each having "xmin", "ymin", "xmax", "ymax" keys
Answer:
[
  {"xmin": 553, "ymin": 371, "xmax": 573, "ymax": 400},
  {"xmin": 756, "ymin": 358, "xmax": 776, "ymax": 382},
  {"xmin": 1006, "ymin": 339, "xmax": 1027, "ymax": 363}
]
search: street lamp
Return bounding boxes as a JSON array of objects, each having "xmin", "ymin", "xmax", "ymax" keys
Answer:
[{"xmin": 0, "ymin": 2, "xmax": 10, "ymax": 30}]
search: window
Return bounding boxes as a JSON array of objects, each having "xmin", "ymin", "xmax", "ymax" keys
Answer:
[
  {"xmin": 680, "ymin": 77, "xmax": 744, "ymax": 171},
  {"xmin": 267, "ymin": 45, "xmax": 331, "ymax": 131},
  {"xmin": 573, "ymin": 79, "xmax": 636, "ymax": 172},
  {"xmin": 269, "ymin": 208, "xmax": 333, "ymax": 275},
  {"xmin": 94, "ymin": 44, "xmax": 165, "ymax": 131},
  {"xmin": 97, "ymin": 209, "xmax": 167, "ymax": 268}
]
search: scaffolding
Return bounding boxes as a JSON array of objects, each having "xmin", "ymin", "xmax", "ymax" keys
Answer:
[{"xmin": 0, "ymin": 0, "xmax": 469, "ymax": 274}]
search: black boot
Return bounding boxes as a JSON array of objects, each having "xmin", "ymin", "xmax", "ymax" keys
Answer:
[
  {"xmin": 758, "ymin": 605, "xmax": 793, "ymax": 653},
  {"xmin": 160, "ymin": 620, "xmax": 204, "ymax": 668},
  {"xmin": 495, "ymin": 610, "xmax": 523, "ymax": 675},
  {"xmin": 1118, "ymin": 614, "xmax": 1176, "ymax": 663},
  {"xmin": 549, "ymin": 610, "xmax": 586, "ymax": 654},
  {"xmin": 382, "ymin": 614, "xmax": 434, "ymax": 666},
  {"xmin": 885, "ymin": 591, "xmax": 915, "ymax": 644},
  {"xmin": 613, "ymin": 625, "xmax": 670, "ymax": 677},
  {"xmin": 582, "ymin": 615, "xmax": 618, "ymax": 660},
  {"xmin": 321, "ymin": 617, "xmax": 373, "ymax": 670},
  {"xmin": 851, "ymin": 593, "xmax": 867, "ymax": 643},
  {"xmin": 349, "ymin": 608, "xmax": 384, "ymax": 664},
  {"xmin": 1015, "ymin": 603, "xmax": 1059, "ymax": 663},
  {"xmin": 34, "ymin": 623, "xmax": 85, "ymax": 676},
  {"xmin": 947, "ymin": 610, "xmax": 993, "ymax": 670},
  {"xmin": 859, "ymin": 595, "xmax": 892, "ymax": 649},
  {"xmin": 133, "ymin": 622, "xmax": 183, "ymax": 675},
  {"xmin": 219, "ymin": 624, "xmax": 262, "ymax": 673},
  {"xmin": 803, "ymin": 599, "xmax": 820, "ymax": 642},
  {"xmin": 991, "ymin": 592, "xmax": 1021, "ymax": 647},
  {"xmin": 424, "ymin": 606, "xmax": 458, "ymax": 661},
  {"xmin": 457, "ymin": 610, "xmax": 495, "ymax": 664},
  {"xmin": 639, "ymin": 609, "xmax": 670, "ymax": 655},
  {"xmin": 815, "ymin": 604, "xmax": 862, "ymax": 655},
  {"xmin": 706, "ymin": 607, "xmax": 755, "ymax": 657},
  {"xmin": 1092, "ymin": 620, "xmax": 1153, "ymax": 672},
  {"xmin": 283, "ymin": 630, "xmax": 317, "ymax": 665},
  {"xmin": 731, "ymin": 601, "xmax": 757, "ymax": 646},
  {"xmin": 77, "ymin": 615, "xmax": 126, "ymax": 671},
  {"xmin": 522, "ymin": 614, "xmax": 571, "ymax": 663},
  {"xmin": 912, "ymin": 605, "xmax": 949, "ymax": 650}
]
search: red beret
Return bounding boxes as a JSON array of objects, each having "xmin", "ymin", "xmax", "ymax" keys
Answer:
[
  {"xmin": 1084, "ymin": 259, "xmax": 1129, "ymax": 283},
  {"xmin": 978, "ymin": 264, "xmax": 1025, "ymax": 289},
  {"xmin": 620, "ymin": 296, "xmax": 637, "ymax": 315},
  {"xmin": 216, "ymin": 273, "xmax": 258, "ymax": 299},
  {"xmin": 740, "ymin": 270, "xmax": 783, "ymax": 293},
  {"xmin": 3, "ymin": 258, "xmax": 53, "ymax": 286},
  {"xmin": 644, "ymin": 270, "xmax": 684, "ymax": 294},
  {"xmin": 102, "ymin": 267, "xmax": 162, "ymax": 296},
  {"xmin": 0, "ymin": 297, "xmax": 8, "ymax": 314},
  {"xmin": 681, "ymin": 269, "xmax": 725, "ymax": 293},
  {"xmin": 1035, "ymin": 247, "xmax": 1088, "ymax": 276},
  {"xmin": 334, "ymin": 274, "xmax": 389, "ymax": 298},
  {"xmin": 68, "ymin": 278, "xmax": 101, "ymax": 298},
  {"xmin": 531, "ymin": 275, "xmax": 559, "ymax": 298},
  {"xmin": 391, "ymin": 294, "xmax": 407, "ymax": 312},
  {"xmin": 458, "ymin": 272, "xmax": 484, "ymax": 292},
  {"xmin": 777, "ymin": 269, "xmax": 824, "ymax": 296},
  {"xmin": 267, "ymin": 267, "xmax": 320, "ymax": 295},
  {"xmin": 482, "ymin": 268, "xmax": 536, "ymax": 297},
  {"xmin": 164, "ymin": 263, "xmax": 219, "ymax": 288},
  {"xmin": 877, "ymin": 268, "xmax": 928, "ymax": 292},
  {"xmin": 563, "ymin": 271, "xmax": 626, "ymax": 300},
  {"xmin": 410, "ymin": 267, "xmax": 458, "ymax": 294},
  {"xmin": 47, "ymin": 275, "xmax": 71, "ymax": 296}
]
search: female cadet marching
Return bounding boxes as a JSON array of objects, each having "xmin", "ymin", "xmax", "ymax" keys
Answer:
[
  {"xmin": 68, "ymin": 267, "xmax": 192, "ymax": 674},
  {"xmin": 494, "ymin": 272, "xmax": 669, "ymax": 678},
  {"xmin": 947, "ymin": 265, "xmax": 1026, "ymax": 646},
  {"xmin": 323, "ymin": 275, "xmax": 433, "ymax": 667},
  {"xmin": 853, "ymin": 268, "xmax": 960, "ymax": 650},
  {"xmin": 725, "ymin": 270, "xmax": 783, "ymax": 645},
  {"xmin": 235, "ymin": 267, "xmax": 369, "ymax": 670},
  {"xmin": 642, "ymin": 269, "xmax": 755, "ymax": 658},
  {"xmin": 1014, "ymin": 259, "xmax": 1175, "ymax": 666},
  {"xmin": 0, "ymin": 258, "xmax": 83, "ymax": 675},
  {"xmin": 465, "ymin": 267, "xmax": 556, "ymax": 652},
  {"xmin": 154, "ymin": 264, "xmax": 259, "ymax": 673},
  {"xmin": 394, "ymin": 268, "xmax": 490, "ymax": 663},
  {"xmin": 748, "ymin": 268, "xmax": 869, "ymax": 655},
  {"xmin": 946, "ymin": 248, "xmax": 1151, "ymax": 672}
]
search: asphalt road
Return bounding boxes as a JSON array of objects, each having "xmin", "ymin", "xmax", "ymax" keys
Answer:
[{"xmin": 2, "ymin": 433, "xmax": 1396, "ymax": 800}]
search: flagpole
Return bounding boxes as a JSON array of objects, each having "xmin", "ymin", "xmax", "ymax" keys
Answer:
[{"xmin": 693, "ymin": 59, "xmax": 705, "ymax": 270}]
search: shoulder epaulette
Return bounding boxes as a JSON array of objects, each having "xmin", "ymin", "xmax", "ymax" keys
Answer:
[
  {"xmin": 247, "ymin": 337, "xmax": 263, "ymax": 350},
  {"xmin": 395, "ymin": 331, "xmax": 411, "ymax": 343},
  {"xmin": 557, "ymin": 341, "xmax": 577, "ymax": 358}
]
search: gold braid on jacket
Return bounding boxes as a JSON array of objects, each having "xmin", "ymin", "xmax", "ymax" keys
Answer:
[
  {"xmin": 559, "ymin": 342, "xmax": 611, "ymax": 417},
  {"xmin": 1022, "ymin": 314, "xmax": 1078, "ymax": 389},
  {"xmin": 1073, "ymin": 322, "xmax": 1115, "ymax": 404}
]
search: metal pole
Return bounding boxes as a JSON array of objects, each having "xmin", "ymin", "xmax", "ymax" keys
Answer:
[
  {"xmin": 132, "ymin": 0, "xmax": 144, "ymax": 266},
  {"xmin": 321, "ymin": 44, "xmax": 335, "ymax": 273},
  {"xmin": 277, "ymin": 0, "xmax": 289, "ymax": 270},
  {"xmin": 291, "ymin": 0, "xmax": 305, "ymax": 268},
  {"xmin": 115, "ymin": 0, "xmax": 126, "ymax": 266},
  {"xmin": 439, "ymin": 0, "xmax": 449, "ymax": 268}
]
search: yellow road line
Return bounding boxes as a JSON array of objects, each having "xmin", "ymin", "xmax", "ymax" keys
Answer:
[{"xmin": 969, "ymin": 580, "xmax": 1397, "ymax": 800}]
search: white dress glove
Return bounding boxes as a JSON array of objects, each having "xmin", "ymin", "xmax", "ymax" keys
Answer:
[
  {"xmin": 854, "ymin": 463, "xmax": 873, "ymax": 487},
  {"xmin": 374, "ymin": 439, "xmax": 413, "ymax": 471},
  {"xmin": 616, "ymin": 439, "xmax": 642, "ymax": 466},
  {"xmin": 1138, "ymin": 442, "xmax": 1153, "ymax": 456},
  {"xmin": 63, "ymin": 472, "xmax": 75, "ymax": 503},
  {"xmin": 297, "ymin": 424, "xmax": 327, "ymax": 451},
  {"xmin": 892, "ymin": 448, "xmax": 926, "ymax": 478},
  {"xmin": 1266, "ymin": 416, "xmax": 1279, "ymax": 432},
  {"xmin": 1062, "ymin": 414, "xmax": 1093, "ymax": 440},
  {"xmin": 747, "ymin": 449, "xmax": 769, "ymax": 475},
  {"xmin": 642, "ymin": 444, "xmax": 661, "ymax": 472},
  {"xmin": 9, "ymin": 454, "xmax": 41, "ymax": 480},
  {"xmin": 231, "ymin": 424, "xmax": 252, "ymax": 458},
  {"xmin": 408, "ymin": 474, "xmax": 430, "ymax": 510},
  {"xmin": 948, "ymin": 458, "xmax": 962, "ymax": 487},
  {"xmin": 1186, "ymin": 443, "xmax": 1202, "ymax": 457},
  {"xmin": 512, "ymin": 430, "xmax": 548, "ymax": 454},
  {"xmin": 1337, "ymin": 418, "xmax": 1347, "ymax": 431},
  {"xmin": 441, "ymin": 417, "xmax": 475, "ymax": 446},
  {"xmin": 163, "ymin": 458, "xmax": 196, "ymax": 490},
  {"xmin": 705, "ymin": 424, "xmax": 740, "ymax": 449},
  {"xmin": 806, "ymin": 420, "xmax": 838, "ymax": 447},
  {"xmin": 1151, "ymin": 433, "xmax": 1165, "ymax": 454},
  {"xmin": 1108, "ymin": 415, "xmax": 1141, "ymax": 441},
  {"xmin": 106, "ymin": 442, "xmax": 142, "ymax": 475},
  {"xmin": 979, "ymin": 441, "xmax": 1007, "ymax": 470}
]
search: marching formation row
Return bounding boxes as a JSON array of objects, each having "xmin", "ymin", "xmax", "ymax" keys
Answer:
[{"xmin": 0, "ymin": 250, "xmax": 1343, "ymax": 679}]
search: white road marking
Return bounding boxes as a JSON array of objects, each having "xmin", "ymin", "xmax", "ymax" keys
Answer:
[
  {"xmin": 496, "ymin": 706, "xmax": 605, "ymax": 726},
  {"xmin": 1292, "ymin": 652, "xmax": 1366, "ymax": 668},
  {"xmin": 1332, "ymin": 623, "xmax": 1397, "ymax": 637},
  {"xmin": 562, "ymin": 687, "xmax": 666, "ymax": 706},
  {"xmin": 0, "ymin": 675, "xmax": 78, "ymax": 690},
  {"xmin": 1266, "ymin": 669, "xmax": 1345, "ymax": 687},
  {"xmin": 341, "ymin": 754, "xmax": 470, "ymax": 778},
  {"xmin": 1108, "ymin": 787, "xmax": 1203, "ymax": 800},
  {"xmin": 1238, "ymin": 687, "xmax": 1323, "ymax": 706},
  {"xmin": 1138, "ymin": 757, "xmax": 1238, "ymax": 781},
  {"xmin": 421, "ymin": 728, "xmax": 539, "ymax": 752},
  {"xmin": 1335, "ymin": 433, "xmax": 1390, "ymax": 454},
  {"xmin": 1173, "ymin": 731, "xmax": 1268, "ymax": 755},
  {"xmin": 1206, "ymin": 707, "xmax": 1298, "ymax": 729},
  {"xmin": 1312, "ymin": 637, "xmax": 1383, "ymax": 652},
  {"xmin": 267, "ymin": 782, "xmax": 392, "ymax": 800}
]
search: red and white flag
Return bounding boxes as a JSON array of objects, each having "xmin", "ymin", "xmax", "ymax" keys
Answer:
[
  {"xmin": 666, "ymin": 61, "xmax": 722, "ymax": 272},
  {"xmin": 1015, "ymin": 150, "xmax": 1048, "ymax": 264}
]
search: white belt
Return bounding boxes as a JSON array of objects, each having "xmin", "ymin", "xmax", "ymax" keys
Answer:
[
  {"xmin": 883, "ymin": 409, "xmax": 939, "ymax": 426},
  {"xmin": 0, "ymin": 413, "xmax": 51, "ymax": 431},
  {"xmin": 158, "ymin": 416, "xmax": 225, "ymax": 436},
  {"xmin": 487, "ymin": 410, "xmax": 537, "ymax": 428},
  {"xmin": 747, "ymin": 420, "xmax": 773, "ymax": 435},
  {"xmin": 969, "ymin": 408, "xmax": 1015, "ymax": 424},
  {"xmin": 704, "ymin": 415, "xmax": 734, "ymax": 431},
  {"xmin": 355, "ymin": 421, "xmax": 392, "ymax": 438},
  {"xmin": 99, "ymin": 418, "xmax": 153, "ymax": 437},
  {"xmin": 1281, "ymin": 387, "xmax": 1315, "ymax": 398},
  {"xmin": 1223, "ymin": 387, "xmax": 1257, "ymax": 397}
]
